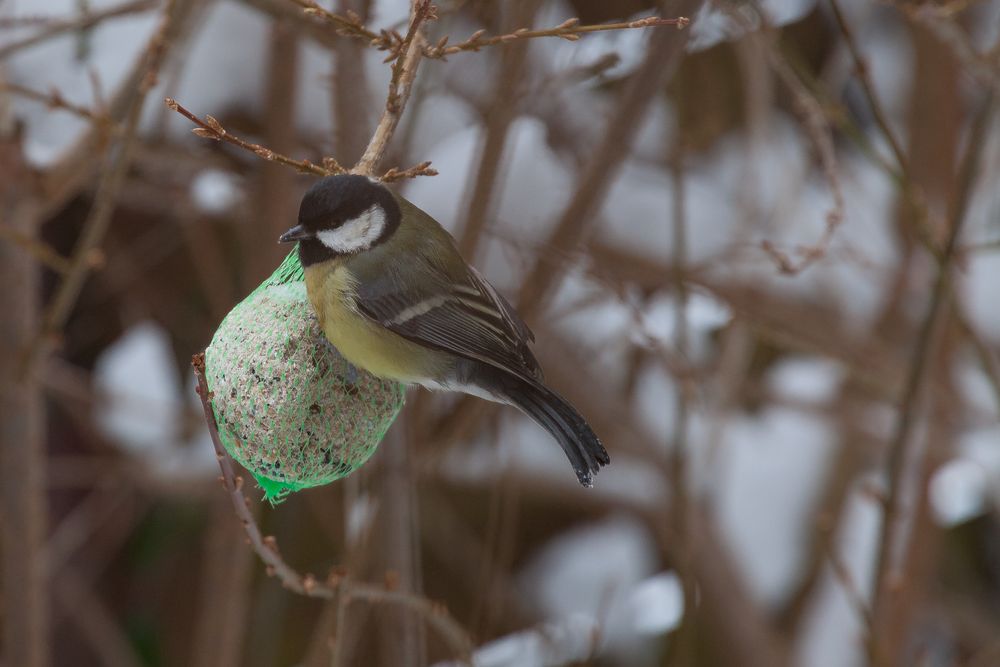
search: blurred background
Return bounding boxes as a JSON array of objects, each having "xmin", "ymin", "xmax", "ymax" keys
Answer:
[{"xmin": 2, "ymin": 0, "xmax": 1000, "ymax": 665}]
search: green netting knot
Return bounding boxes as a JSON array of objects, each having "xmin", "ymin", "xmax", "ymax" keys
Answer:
[{"xmin": 204, "ymin": 250, "xmax": 405, "ymax": 503}]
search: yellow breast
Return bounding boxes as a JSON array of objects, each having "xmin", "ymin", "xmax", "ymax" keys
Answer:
[{"xmin": 304, "ymin": 262, "xmax": 446, "ymax": 382}]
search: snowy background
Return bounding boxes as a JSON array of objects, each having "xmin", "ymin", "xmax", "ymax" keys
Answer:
[{"xmin": 2, "ymin": 0, "xmax": 1000, "ymax": 665}]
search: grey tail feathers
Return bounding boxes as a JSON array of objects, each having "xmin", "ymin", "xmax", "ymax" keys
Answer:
[{"xmin": 497, "ymin": 375, "xmax": 609, "ymax": 487}]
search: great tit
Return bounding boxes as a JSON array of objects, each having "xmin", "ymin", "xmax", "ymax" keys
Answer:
[{"xmin": 279, "ymin": 174, "xmax": 609, "ymax": 486}]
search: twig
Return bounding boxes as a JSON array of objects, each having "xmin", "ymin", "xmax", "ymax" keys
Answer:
[
  {"xmin": 456, "ymin": 0, "xmax": 539, "ymax": 259},
  {"xmin": 822, "ymin": 0, "xmax": 947, "ymax": 258},
  {"xmin": 0, "ymin": 81, "xmax": 48, "ymax": 667},
  {"xmin": 827, "ymin": 543, "xmax": 874, "ymax": 634},
  {"xmin": 286, "ymin": 0, "xmax": 382, "ymax": 45},
  {"xmin": 825, "ymin": 0, "xmax": 945, "ymax": 261},
  {"xmin": 45, "ymin": 476, "xmax": 133, "ymax": 574},
  {"xmin": 250, "ymin": 20, "xmax": 302, "ymax": 282},
  {"xmin": 166, "ymin": 91, "xmax": 436, "ymax": 185},
  {"xmin": 755, "ymin": 28, "xmax": 845, "ymax": 275},
  {"xmin": 380, "ymin": 160, "xmax": 437, "ymax": 181},
  {"xmin": 901, "ymin": 2, "xmax": 1000, "ymax": 88},
  {"xmin": 516, "ymin": 0, "xmax": 696, "ymax": 318},
  {"xmin": 329, "ymin": 577, "xmax": 353, "ymax": 667},
  {"xmin": 374, "ymin": 425, "xmax": 426, "ymax": 666},
  {"xmin": 956, "ymin": 313, "xmax": 1000, "ymax": 415},
  {"xmin": 0, "ymin": 82, "xmax": 117, "ymax": 129},
  {"xmin": 190, "ymin": 354, "xmax": 473, "ymax": 665},
  {"xmin": 827, "ymin": 0, "xmax": 909, "ymax": 174},
  {"xmin": 329, "ymin": 0, "xmax": 374, "ymax": 164},
  {"xmin": 0, "ymin": 0, "xmax": 159, "ymax": 60},
  {"xmin": 0, "ymin": 14, "xmax": 65, "ymax": 28},
  {"xmin": 190, "ymin": 495, "xmax": 254, "ymax": 667},
  {"xmin": 28, "ymin": 1, "xmax": 199, "ymax": 223},
  {"xmin": 353, "ymin": 0, "xmax": 434, "ymax": 174},
  {"xmin": 964, "ymin": 239, "xmax": 1000, "ymax": 253},
  {"xmin": 185, "ymin": 4, "xmax": 689, "ymax": 179},
  {"xmin": 869, "ymin": 92, "xmax": 994, "ymax": 663},
  {"xmin": 0, "ymin": 224, "xmax": 81, "ymax": 274},
  {"xmin": 288, "ymin": 0, "xmax": 689, "ymax": 59},
  {"xmin": 422, "ymin": 15, "xmax": 690, "ymax": 58},
  {"xmin": 666, "ymin": 147, "xmax": 698, "ymax": 660},
  {"xmin": 22, "ymin": 0, "xmax": 181, "ymax": 376},
  {"xmin": 54, "ymin": 567, "xmax": 144, "ymax": 667},
  {"xmin": 163, "ymin": 98, "xmax": 340, "ymax": 176}
]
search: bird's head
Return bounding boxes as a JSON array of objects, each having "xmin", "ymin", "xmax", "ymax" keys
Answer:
[{"xmin": 279, "ymin": 174, "xmax": 401, "ymax": 265}]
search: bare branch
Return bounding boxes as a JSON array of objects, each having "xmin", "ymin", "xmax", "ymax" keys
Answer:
[
  {"xmin": 0, "ymin": 83, "xmax": 118, "ymax": 130},
  {"xmin": 0, "ymin": 0, "xmax": 160, "ymax": 60},
  {"xmin": 190, "ymin": 354, "xmax": 474, "ymax": 665},
  {"xmin": 901, "ymin": 2, "xmax": 1000, "ymax": 88},
  {"xmin": 353, "ymin": 0, "xmax": 435, "ymax": 175},
  {"xmin": 423, "ymin": 15, "xmax": 690, "ymax": 58},
  {"xmin": 22, "ymin": 0, "xmax": 185, "ymax": 376},
  {"xmin": 380, "ymin": 160, "xmax": 437, "ymax": 181},
  {"xmin": 456, "ymin": 0, "xmax": 540, "ymax": 259},
  {"xmin": 760, "ymin": 40, "xmax": 845, "ymax": 275},
  {"xmin": 869, "ymin": 92, "xmax": 995, "ymax": 663},
  {"xmin": 285, "ymin": 0, "xmax": 383, "ymax": 45},
  {"xmin": 0, "ymin": 15, "xmax": 65, "ymax": 28},
  {"xmin": 0, "ymin": 225, "xmax": 81, "ymax": 275},
  {"xmin": 827, "ymin": 0, "xmax": 909, "ymax": 175},
  {"xmin": 516, "ymin": 1, "xmax": 696, "ymax": 318},
  {"xmin": 286, "ymin": 0, "xmax": 689, "ymax": 60}
]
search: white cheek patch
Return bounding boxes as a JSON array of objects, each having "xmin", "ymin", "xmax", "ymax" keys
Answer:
[{"xmin": 317, "ymin": 205, "xmax": 386, "ymax": 253}]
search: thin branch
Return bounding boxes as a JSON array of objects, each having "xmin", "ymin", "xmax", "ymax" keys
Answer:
[
  {"xmin": 827, "ymin": 0, "xmax": 909, "ymax": 174},
  {"xmin": 869, "ymin": 92, "xmax": 994, "ymax": 663},
  {"xmin": 163, "ymin": 98, "xmax": 341, "ymax": 176},
  {"xmin": 820, "ymin": 0, "xmax": 955, "ymax": 263},
  {"xmin": 956, "ymin": 313, "xmax": 1000, "ymax": 415},
  {"xmin": 0, "ymin": 0, "xmax": 160, "ymax": 60},
  {"xmin": 54, "ymin": 568, "xmax": 144, "ymax": 667},
  {"xmin": 456, "ymin": 0, "xmax": 540, "ymax": 260},
  {"xmin": 190, "ymin": 496, "xmax": 253, "ymax": 667},
  {"xmin": 353, "ymin": 0, "xmax": 434, "ymax": 174},
  {"xmin": 181, "ymin": 4, "xmax": 689, "ymax": 179},
  {"xmin": 288, "ymin": 0, "xmax": 689, "ymax": 60},
  {"xmin": 901, "ymin": 2, "xmax": 1000, "ymax": 88},
  {"xmin": 0, "ymin": 82, "xmax": 117, "ymax": 129},
  {"xmin": 964, "ymin": 239, "xmax": 1000, "ymax": 253},
  {"xmin": 285, "ymin": 0, "xmax": 382, "ymax": 44},
  {"xmin": 827, "ymin": 543, "xmax": 874, "ymax": 635},
  {"xmin": 380, "ymin": 160, "xmax": 437, "ymax": 181},
  {"xmin": 0, "ymin": 224, "xmax": 81, "ymax": 275},
  {"xmin": 666, "ymin": 147, "xmax": 698, "ymax": 660},
  {"xmin": 516, "ymin": 1, "xmax": 696, "ymax": 318},
  {"xmin": 329, "ymin": 578, "xmax": 353, "ymax": 667},
  {"xmin": 328, "ymin": 0, "xmax": 375, "ymax": 164},
  {"xmin": 0, "ymin": 87, "xmax": 48, "ymax": 667},
  {"xmin": 21, "ymin": 0, "xmax": 182, "ymax": 377},
  {"xmin": 824, "ymin": 0, "xmax": 945, "ymax": 259},
  {"xmin": 422, "ymin": 15, "xmax": 690, "ymax": 58},
  {"xmin": 0, "ymin": 15, "xmax": 65, "ymax": 28},
  {"xmin": 759, "ymin": 31, "xmax": 845, "ymax": 275},
  {"xmin": 190, "ymin": 354, "xmax": 473, "ymax": 665},
  {"xmin": 165, "ymin": 99, "xmax": 436, "ymax": 183}
]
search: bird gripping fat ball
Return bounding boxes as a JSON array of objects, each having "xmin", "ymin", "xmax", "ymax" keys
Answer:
[
  {"xmin": 204, "ymin": 250, "xmax": 405, "ymax": 502},
  {"xmin": 279, "ymin": 174, "xmax": 610, "ymax": 486}
]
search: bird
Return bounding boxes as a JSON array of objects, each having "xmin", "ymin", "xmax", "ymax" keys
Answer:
[{"xmin": 279, "ymin": 174, "xmax": 609, "ymax": 486}]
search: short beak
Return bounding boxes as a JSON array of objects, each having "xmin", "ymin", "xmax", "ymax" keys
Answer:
[{"xmin": 278, "ymin": 224, "xmax": 311, "ymax": 244}]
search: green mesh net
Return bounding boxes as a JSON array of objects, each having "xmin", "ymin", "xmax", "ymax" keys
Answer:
[{"xmin": 204, "ymin": 250, "xmax": 405, "ymax": 503}]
